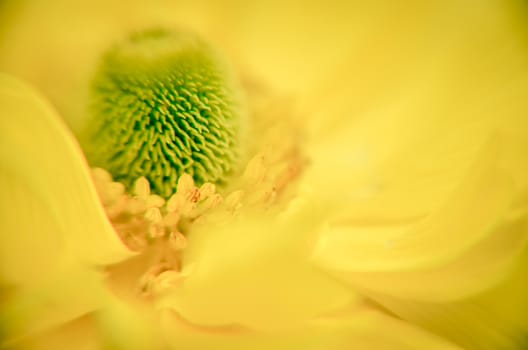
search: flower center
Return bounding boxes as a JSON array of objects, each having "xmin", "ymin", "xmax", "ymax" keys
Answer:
[
  {"xmin": 87, "ymin": 28, "xmax": 307, "ymax": 300},
  {"xmin": 94, "ymin": 131, "xmax": 305, "ymax": 298},
  {"xmin": 81, "ymin": 28, "xmax": 243, "ymax": 198}
]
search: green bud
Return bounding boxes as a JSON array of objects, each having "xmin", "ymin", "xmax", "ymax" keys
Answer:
[{"xmin": 82, "ymin": 28, "xmax": 242, "ymax": 198}]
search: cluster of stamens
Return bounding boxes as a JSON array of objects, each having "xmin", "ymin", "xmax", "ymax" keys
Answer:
[{"xmin": 92, "ymin": 117, "xmax": 305, "ymax": 297}]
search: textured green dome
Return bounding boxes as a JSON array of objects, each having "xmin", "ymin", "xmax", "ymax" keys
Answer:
[{"xmin": 83, "ymin": 29, "xmax": 242, "ymax": 198}]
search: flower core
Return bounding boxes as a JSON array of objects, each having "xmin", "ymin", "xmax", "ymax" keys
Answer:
[
  {"xmin": 82, "ymin": 28, "xmax": 242, "ymax": 198},
  {"xmin": 95, "ymin": 88, "xmax": 306, "ymax": 299},
  {"xmin": 84, "ymin": 29, "xmax": 307, "ymax": 301}
]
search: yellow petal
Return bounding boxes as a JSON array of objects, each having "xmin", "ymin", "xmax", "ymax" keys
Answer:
[
  {"xmin": 0, "ymin": 265, "xmax": 106, "ymax": 346},
  {"xmin": 18, "ymin": 298, "xmax": 461, "ymax": 349},
  {"xmin": 9, "ymin": 315, "xmax": 99, "ymax": 350},
  {"xmin": 95, "ymin": 297, "xmax": 164, "ymax": 350},
  {"xmin": 157, "ymin": 200, "xmax": 353, "ymax": 331},
  {"xmin": 368, "ymin": 249, "xmax": 528, "ymax": 350},
  {"xmin": 314, "ymin": 135, "xmax": 515, "ymax": 272},
  {"xmin": 302, "ymin": 103, "xmax": 495, "ymax": 223},
  {"xmin": 94, "ymin": 295, "xmax": 462, "ymax": 350},
  {"xmin": 158, "ymin": 303, "xmax": 462, "ymax": 350},
  {"xmin": 0, "ymin": 167, "xmax": 63, "ymax": 287},
  {"xmin": 322, "ymin": 306, "xmax": 464, "ymax": 350},
  {"xmin": 302, "ymin": 0, "xmax": 528, "ymax": 139},
  {"xmin": 0, "ymin": 74, "xmax": 133, "ymax": 271},
  {"xmin": 318, "ymin": 208, "xmax": 528, "ymax": 302}
]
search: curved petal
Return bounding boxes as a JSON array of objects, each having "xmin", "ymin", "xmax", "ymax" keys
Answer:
[
  {"xmin": 158, "ymin": 303, "xmax": 463, "ymax": 350},
  {"xmin": 8, "ymin": 315, "xmax": 100, "ymax": 350},
  {"xmin": 301, "ymin": 98, "xmax": 497, "ymax": 222},
  {"xmin": 0, "ymin": 74, "xmax": 133, "ymax": 271},
  {"xmin": 92, "ymin": 294, "xmax": 463, "ymax": 350},
  {"xmin": 313, "ymin": 134, "xmax": 515, "ymax": 272},
  {"xmin": 301, "ymin": 0, "xmax": 528, "ymax": 223},
  {"xmin": 0, "ymin": 265, "xmax": 107, "ymax": 346},
  {"xmin": 0, "ymin": 166, "xmax": 63, "ymax": 287},
  {"xmin": 315, "ymin": 207, "xmax": 528, "ymax": 303},
  {"xmin": 156, "ymin": 199, "xmax": 353, "ymax": 331},
  {"xmin": 367, "ymin": 247, "xmax": 528, "ymax": 350}
]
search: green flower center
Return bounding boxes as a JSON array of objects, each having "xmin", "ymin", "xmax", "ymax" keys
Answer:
[{"xmin": 82, "ymin": 28, "xmax": 242, "ymax": 198}]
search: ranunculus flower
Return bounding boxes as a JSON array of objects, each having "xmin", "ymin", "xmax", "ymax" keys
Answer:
[{"xmin": 1, "ymin": 0, "xmax": 528, "ymax": 349}]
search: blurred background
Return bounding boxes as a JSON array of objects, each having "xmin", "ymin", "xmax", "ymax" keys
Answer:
[{"xmin": 2, "ymin": 0, "xmax": 526, "ymax": 138}]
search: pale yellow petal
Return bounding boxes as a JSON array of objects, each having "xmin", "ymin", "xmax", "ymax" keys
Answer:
[
  {"xmin": 310, "ymin": 131, "xmax": 528, "ymax": 305},
  {"xmin": 95, "ymin": 297, "xmax": 165, "ymax": 350},
  {"xmin": 302, "ymin": 0, "xmax": 528, "ymax": 139},
  {"xmin": 158, "ymin": 304, "xmax": 462, "ymax": 350},
  {"xmin": 368, "ymin": 249, "xmax": 528, "ymax": 350},
  {"xmin": 0, "ymin": 168, "xmax": 63, "ymax": 287},
  {"xmin": 157, "ymin": 200, "xmax": 353, "ymax": 331},
  {"xmin": 302, "ymin": 101, "xmax": 497, "ymax": 223},
  {"xmin": 0, "ymin": 74, "xmax": 133, "ymax": 269},
  {"xmin": 314, "ymin": 135, "xmax": 515, "ymax": 272},
  {"xmin": 0, "ymin": 265, "xmax": 106, "ymax": 346},
  {"xmin": 0, "ymin": 77, "xmax": 125, "ymax": 341},
  {"xmin": 304, "ymin": 0, "xmax": 528, "ymax": 318},
  {"xmin": 9, "ymin": 315, "xmax": 100, "ymax": 350},
  {"xmin": 324, "ymin": 306, "xmax": 463, "ymax": 350},
  {"xmin": 63, "ymin": 293, "xmax": 462, "ymax": 350},
  {"xmin": 316, "ymin": 208, "xmax": 528, "ymax": 302},
  {"xmin": 302, "ymin": 23, "xmax": 528, "ymax": 223}
]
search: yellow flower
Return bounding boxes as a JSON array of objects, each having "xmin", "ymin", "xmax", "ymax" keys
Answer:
[{"xmin": 1, "ymin": 0, "xmax": 528, "ymax": 349}]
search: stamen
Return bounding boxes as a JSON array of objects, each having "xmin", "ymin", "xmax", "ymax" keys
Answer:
[{"xmin": 96, "ymin": 84, "xmax": 306, "ymax": 299}]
